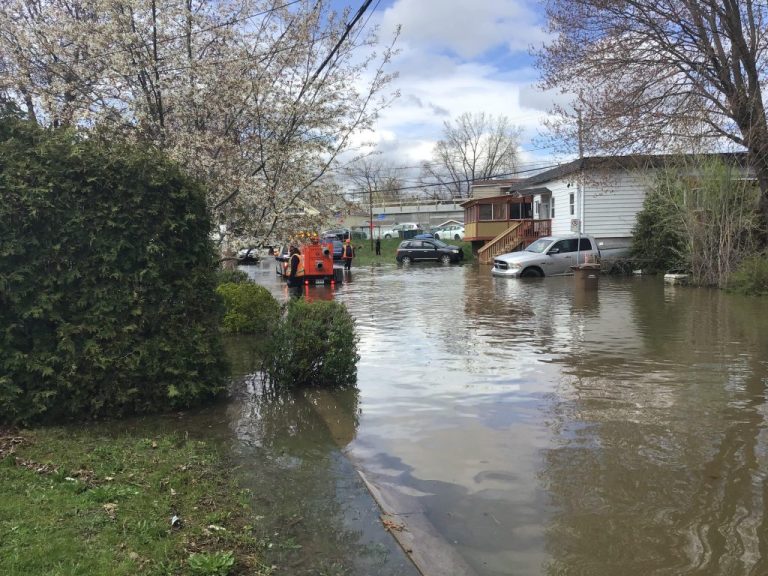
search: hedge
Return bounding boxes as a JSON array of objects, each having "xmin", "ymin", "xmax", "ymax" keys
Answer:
[{"xmin": 0, "ymin": 110, "xmax": 228, "ymax": 423}]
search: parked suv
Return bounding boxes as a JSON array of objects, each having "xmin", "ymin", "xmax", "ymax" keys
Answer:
[
  {"xmin": 491, "ymin": 235, "xmax": 600, "ymax": 278},
  {"xmin": 396, "ymin": 239, "xmax": 464, "ymax": 264}
]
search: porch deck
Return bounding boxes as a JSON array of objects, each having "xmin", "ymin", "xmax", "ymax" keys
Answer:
[{"xmin": 470, "ymin": 219, "xmax": 552, "ymax": 264}]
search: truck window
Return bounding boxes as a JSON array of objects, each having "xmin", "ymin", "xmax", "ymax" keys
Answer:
[
  {"xmin": 552, "ymin": 239, "xmax": 578, "ymax": 253},
  {"xmin": 578, "ymin": 238, "xmax": 593, "ymax": 250}
]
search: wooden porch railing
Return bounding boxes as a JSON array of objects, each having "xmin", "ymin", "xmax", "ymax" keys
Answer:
[{"xmin": 476, "ymin": 219, "xmax": 551, "ymax": 264}]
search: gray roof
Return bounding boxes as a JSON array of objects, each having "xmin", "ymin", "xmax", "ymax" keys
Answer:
[{"xmin": 508, "ymin": 152, "xmax": 750, "ymax": 192}]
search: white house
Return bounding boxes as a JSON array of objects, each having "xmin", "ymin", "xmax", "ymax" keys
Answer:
[{"xmin": 463, "ymin": 153, "xmax": 750, "ymax": 263}]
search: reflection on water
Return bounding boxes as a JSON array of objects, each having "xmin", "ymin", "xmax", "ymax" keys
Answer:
[
  {"xmin": 225, "ymin": 375, "xmax": 418, "ymax": 575},
  {"xmin": 241, "ymin": 263, "xmax": 768, "ymax": 575},
  {"xmin": 298, "ymin": 264, "xmax": 768, "ymax": 576}
]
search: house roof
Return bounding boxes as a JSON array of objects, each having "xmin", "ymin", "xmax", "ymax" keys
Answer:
[
  {"xmin": 471, "ymin": 178, "xmax": 523, "ymax": 187},
  {"xmin": 507, "ymin": 152, "xmax": 750, "ymax": 192}
]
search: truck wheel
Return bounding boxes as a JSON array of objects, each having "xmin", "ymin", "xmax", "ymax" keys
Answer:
[
  {"xmin": 521, "ymin": 267, "xmax": 543, "ymax": 278},
  {"xmin": 434, "ymin": 233, "xmax": 440, "ymax": 240}
]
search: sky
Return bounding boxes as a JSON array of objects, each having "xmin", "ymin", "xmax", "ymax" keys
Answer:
[{"xmin": 342, "ymin": 0, "xmax": 576, "ymax": 180}]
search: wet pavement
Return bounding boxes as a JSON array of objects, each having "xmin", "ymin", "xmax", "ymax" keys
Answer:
[{"xmin": 240, "ymin": 260, "xmax": 768, "ymax": 576}]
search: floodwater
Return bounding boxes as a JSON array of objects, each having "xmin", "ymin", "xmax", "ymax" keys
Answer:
[{"xmin": 241, "ymin": 260, "xmax": 768, "ymax": 576}]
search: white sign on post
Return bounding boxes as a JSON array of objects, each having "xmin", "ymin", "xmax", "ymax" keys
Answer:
[{"xmin": 571, "ymin": 219, "xmax": 581, "ymax": 233}]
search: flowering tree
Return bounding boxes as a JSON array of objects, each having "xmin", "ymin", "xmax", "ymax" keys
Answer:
[{"xmin": 0, "ymin": 0, "xmax": 398, "ymax": 247}]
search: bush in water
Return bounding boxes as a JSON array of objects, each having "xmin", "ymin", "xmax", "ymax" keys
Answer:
[
  {"xmin": 264, "ymin": 299, "xmax": 359, "ymax": 390},
  {"xmin": 216, "ymin": 282, "xmax": 280, "ymax": 334},
  {"xmin": 0, "ymin": 110, "xmax": 228, "ymax": 424},
  {"xmin": 728, "ymin": 253, "xmax": 768, "ymax": 296}
]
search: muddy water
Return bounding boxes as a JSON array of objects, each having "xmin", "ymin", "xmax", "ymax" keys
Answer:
[{"xmin": 243, "ymin": 261, "xmax": 768, "ymax": 575}]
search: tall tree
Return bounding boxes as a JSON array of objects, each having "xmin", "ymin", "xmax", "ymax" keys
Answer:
[
  {"xmin": 0, "ymin": 0, "xmax": 398, "ymax": 247},
  {"xmin": 537, "ymin": 0, "xmax": 768, "ymax": 232},
  {"xmin": 420, "ymin": 112, "xmax": 521, "ymax": 198},
  {"xmin": 344, "ymin": 156, "xmax": 405, "ymax": 204}
]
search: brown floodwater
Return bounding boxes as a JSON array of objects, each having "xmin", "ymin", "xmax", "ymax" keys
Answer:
[{"xmin": 241, "ymin": 260, "xmax": 768, "ymax": 576}]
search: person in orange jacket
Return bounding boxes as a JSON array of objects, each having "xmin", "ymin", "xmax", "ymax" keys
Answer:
[
  {"xmin": 342, "ymin": 238, "xmax": 354, "ymax": 270},
  {"xmin": 287, "ymin": 245, "xmax": 304, "ymax": 286}
]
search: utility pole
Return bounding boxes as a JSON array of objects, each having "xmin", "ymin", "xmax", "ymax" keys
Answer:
[
  {"xmin": 576, "ymin": 104, "xmax": 584, "ymax": 264},
  {"xmin": 369, "ymin": 186, "xmax": 374, "ymax": 252}
]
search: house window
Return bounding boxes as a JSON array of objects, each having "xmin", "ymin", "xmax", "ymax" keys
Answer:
[
  {"xmin": 570, "ymin": 193, "xmax": 575, "ymax": 216},
  {"xmin": 535, "ymin": 201, "xmax": 540, "ymax": 217},
  {"xmin": 478, "ymin": 203, "xmax": 507, "ymax": 220},
  {"xmin": 551, "ymin": 197, "xmax": 555, "ymax": 218}
]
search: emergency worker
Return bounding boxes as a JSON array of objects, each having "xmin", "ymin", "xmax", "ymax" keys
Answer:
[
  {"xmin": 342, "ymin": 238, "xmax": 354, "ymax": 270},
  {"xmin": 287, "ymin": 245, "xmax": 304, "ymax": 286}
]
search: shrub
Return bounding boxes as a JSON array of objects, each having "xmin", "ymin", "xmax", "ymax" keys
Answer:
[
  {"xmin": 728, "ymin": 253, "xmax": 768, "ymax": 296},
  {"xmin": 633, "ymin": 159, "xmax": 760, "ymax": 286},
  {"xmin": 631, "ymin": 185, "xmax": 688, "ymax": 273},
  {"xmin": 264, "ymin": 299, "xmax": 359, "ymax": 390},
  {"xmin": 216, "ymin": 282, "xmax": 280, "ymax": 334},
  {"xmin": 0, "ymin": 111, "xmax": 228, "ymax": 424},
  {"xmin": 215, "ymin": 268, "xmax": 250, "ymax": 286}
]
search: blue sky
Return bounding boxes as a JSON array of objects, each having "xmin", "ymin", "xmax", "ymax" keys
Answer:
[{"xmin": 340, "ymin": 0, "xmax": 575, "ymax": 175}]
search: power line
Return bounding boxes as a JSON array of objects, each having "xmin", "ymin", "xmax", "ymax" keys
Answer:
[{"xmin": 336, "ymin": 162, "xmax": 562, "ymax": 197}]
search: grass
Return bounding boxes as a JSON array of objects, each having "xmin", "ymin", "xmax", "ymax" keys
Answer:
[
  {"xmin": 349, "ymin": 237, "xmax": 474, "ymax": 266},
  {"xmin": 0, "ymin": 426, "xmax": 270, "ymax": 576}
]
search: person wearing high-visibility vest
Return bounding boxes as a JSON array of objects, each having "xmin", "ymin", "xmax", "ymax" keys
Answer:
[
  {"xmin": 287, "ymin": 245, "xmax": 304, "ymax": 286},
  {"xmin": 342, "ymin": 238, "xmax": 354, "ymax": 270}
]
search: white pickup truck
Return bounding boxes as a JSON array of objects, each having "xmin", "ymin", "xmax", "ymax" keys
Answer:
[{"xmin": 491, "ymin": 234, "xmax": 600, "ymax": 278}]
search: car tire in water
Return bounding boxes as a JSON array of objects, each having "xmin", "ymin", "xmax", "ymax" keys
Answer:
[
  {"xmin": 521, "ymin": 267, "xmax": 543, "ymax": 278},
  {"xmin": 440, "ymin": 254, "xmax": 452, "ymax": 264},
  {"xmin": 401, "ymin": 256, "xmax": 412, "ymax": 264}
]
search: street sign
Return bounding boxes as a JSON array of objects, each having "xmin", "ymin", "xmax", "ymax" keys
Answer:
[{"xmin": 571, "ymin": 219, "xmax": 581, "ymax": 233}]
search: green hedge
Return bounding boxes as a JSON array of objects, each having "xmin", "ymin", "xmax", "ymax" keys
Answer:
[
  {"xmin": 264, "ymin": 300, "xmax": 359, "ymax": 390},
  {"xmin": 0, "ymin": 112, "xmax": 228, "ymax": 424},
  {"xmin": 728, "ymin": 253, "xmax": 768, "ymax": 296},
  {"xmin": 631, "ymin": 186, "xmax": 688, "ymax": 273},
  {"xmin": 216, "ymin": 282, "xmax": 280, "ymax": 334}
]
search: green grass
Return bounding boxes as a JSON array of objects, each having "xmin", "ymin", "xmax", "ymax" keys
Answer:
[
  {"xmin": 350, "ymin": 237, "xmax": 474, "ymax": 266},
  {"xmin": 0, "ymin": 427, "xmax": 269, "ymax": 576}
]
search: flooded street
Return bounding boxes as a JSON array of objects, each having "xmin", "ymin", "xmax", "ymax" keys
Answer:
[{"xmin": 243, "ymin": 261, "xmax": 768, "ymax": 576}]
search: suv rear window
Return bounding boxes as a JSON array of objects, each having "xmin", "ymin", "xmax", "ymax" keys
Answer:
[{"xmin": 398, "ymin": 241, "xmax": 410, "ymax": 248}]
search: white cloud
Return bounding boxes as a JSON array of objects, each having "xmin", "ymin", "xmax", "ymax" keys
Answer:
[
  {"xmin": 379, "ymin": 0, "xmax": 549, "ymax": 59},
  {"xmin": 348, "ymin": 0, "xmax": 560, "ymax": 171}
]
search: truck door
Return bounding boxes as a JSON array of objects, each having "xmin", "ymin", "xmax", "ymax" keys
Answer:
[
  {"xmin": 547, "ymin": 239, "xmax": 578, "ymax": 274},
  {"xmin": 575, "ymin": 238, "xmax": 596, "ymax": 264}
]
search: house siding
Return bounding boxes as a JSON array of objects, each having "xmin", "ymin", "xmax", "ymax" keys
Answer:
[
  {"xmin": 582, "ymin": 171, "xmax": 652, "ymax": 238},
  {"xmin": 548, "ymin": 180, "xmax": 575, "ymax": 236}
]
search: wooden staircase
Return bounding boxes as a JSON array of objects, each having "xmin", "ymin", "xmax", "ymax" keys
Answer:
[
  {"xmin": 477, "ymin": 223, "xmax": 525, "ymax": 264},
  {"xmin": 476, "ymin": 219, "xmax": 552, "ymax": 264}
]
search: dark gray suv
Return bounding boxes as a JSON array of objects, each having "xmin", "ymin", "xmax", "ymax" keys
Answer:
[{"xmin": 395, "ymin": 239, "xmax": 464, "ymax": 264}]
